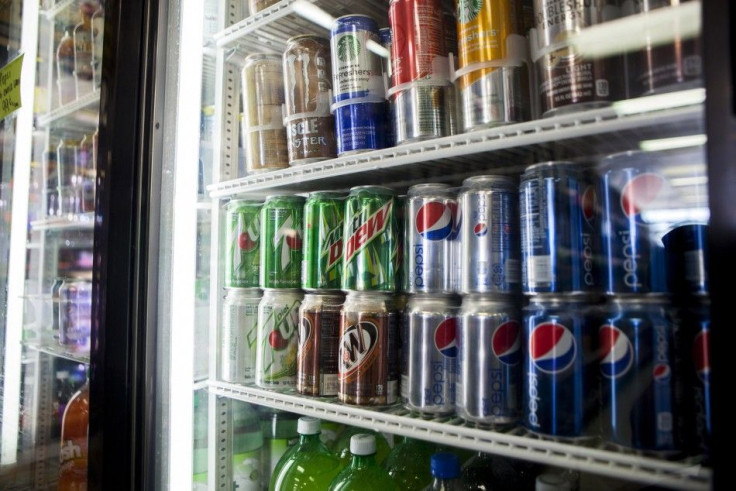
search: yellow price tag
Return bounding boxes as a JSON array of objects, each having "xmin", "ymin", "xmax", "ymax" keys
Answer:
[{"xmin": 0, "ymin": 54, "xmax": 24, "ymax": 120}]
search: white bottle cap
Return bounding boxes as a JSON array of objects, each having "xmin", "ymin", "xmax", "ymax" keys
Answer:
[
  {"xmin": 297, "ymin": 417, "xmax": 321, "ymax": 435},
  {"xmin": 349, "ymin": 434, "xmax": 376, "ymax": 456},
  {"xmin": 535, "ymin": 473, "xmax": 571, "ymax": 491}
]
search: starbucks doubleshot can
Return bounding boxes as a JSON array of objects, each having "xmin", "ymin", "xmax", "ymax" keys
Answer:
[
  {"xmin": 225, "ymin": 200, "xmax": 262, "ymax": 288},
  {"xmin": 221, "ymin": 289, "xmax": 261, "ymax": 384},
  {"xmin": 297, "ymin": 293, "xmax": 344, "ymax": 396},
  {"xmin": 303, "ymin": 192, "xmax": 345, "ymax": 291},
  {"xmin": 256, "ymin": 289, "xmax": 303, "ymax": 389},
  {"xmin": 260, "ymin": 195, "xmax": 305, "ymax": 289}
]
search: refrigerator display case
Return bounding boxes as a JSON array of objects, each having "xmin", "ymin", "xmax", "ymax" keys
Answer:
[{"xmin": 151, "ymin": 1, "xmax": 729, "ymax": 490}]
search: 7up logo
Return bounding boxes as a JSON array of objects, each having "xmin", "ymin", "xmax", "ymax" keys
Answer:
[
  {"xmin": 458, "ymin": 0, "xmax": 482, "ymax": 24},
  {"xmin": 337, "ymin": 34, "xmax": 361, "ymax": 62},
  {"xmin": 274, "ymin": 215, "xmax": 302, "ymax": 272}
]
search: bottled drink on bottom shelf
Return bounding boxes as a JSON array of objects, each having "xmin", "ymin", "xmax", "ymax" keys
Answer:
[
  {"xmin": 328, "ymin": 434, "xmax": 398, "ymax": 491},
  {"xmin": 231, "ymin": 401, "xmax": 264, "ymax": 490},
  {"xmin": 269, "ymin": 417, "xmax": 343, "ymax": 491},
  {"xmin": 259, "ymin": 409, "xmax": 299, "ymax": 486},
  {"xmin": 383, "ymin": 436, "xmax": 435, "ymax": 490},
  {"xmin": 58, "ymin": 381, "xmax": 89, "ymax": 491},
  {"xmin": 425, "ymin": 452, "xmax": 462, "ymax": 491},
  {"xmin": 461, "ymin": 452, "xmax": 540, "ymax": 491},
  {"xmin": 333, "ymin": 426, "xmax": 391, "ymax": 467}
]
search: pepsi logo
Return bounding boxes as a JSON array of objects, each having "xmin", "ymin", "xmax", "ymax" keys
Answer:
[
  {"xmin": 693, "ymin": 330, "xmax": 710, "ymax": 384},
  {"xmin": 653, "ymin": 363, "xmax": 671, "ymax": 382},
  {"xmin": 474, "ymin": 223, "xmax": 488, "ymax": 237},
  {"xmin": 447, "ymin": 202, "xmax": 461, "ymax": 240},
  {"xmin": 434, "ymin": 318, "xmax": 458, "ymax": 358},
  {"xmin": 599, "ymin": 325, "xmax": 633, "ymax": 379},
  {"xmin": 492, "ymin": 321, "xmax": 521, "ymax": 365},
  {"xmin": 620, "ymin": 173, "xmax": 666, "ymax": 218},
  {"xmin": 416, "ymin": 202, "xmax": 453, "ymax": 241},
  {"xmin": 338, "ymin": 322, "xmax": 379, "ymax": 379},
  {"xmin": 581, "ymin": 185, "xmax": 597, "ymax": 224},
  {"xmin": 529, "ymin": 322, "xmax": 577, "ymax": 373}
]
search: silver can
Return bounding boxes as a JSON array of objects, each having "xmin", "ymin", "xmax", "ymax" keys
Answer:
[
  {"xmin": 460, "ymin": 66, "xmax": 528, "ymax": 131},
  {"xmin": 405, "ymin": 183, "xmax": 457, "ymax": 293},
  {"xmin": 456, "ymin": 294, "xmax": 521, "ymax": 427},
  {"xmin": 458, "ymin": 175, "xmax": 520, "ymax": 294},
  {"xmin": 297, "ymin": 293, "xmax": 344, "ymax": 397},
  {"xmin": 255, "ymin": 289, "xmax": 303, "ymax": 389},
  {"xmin": 402, "ymin": 294, "xmax": 459, "ymax": 415},
  {"xmin": 221, "ymin": 288, "xmax": 261, "ymax": 384},
  {"xmin": 393, "ymin": 83, "xmax": 454, "ymax": 144}
]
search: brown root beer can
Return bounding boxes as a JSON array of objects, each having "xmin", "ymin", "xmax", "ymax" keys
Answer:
[
  {"xmin": 338, "ymin": 292, "xmax": 399, "ymax": 406},
  {"xmin": 297, "ymin": 293, "xmax": 344, "ymax": 396}
]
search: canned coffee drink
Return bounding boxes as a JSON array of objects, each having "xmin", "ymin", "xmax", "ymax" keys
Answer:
[
  {"xmin": 255, "ymin": 289, "xmax": 303, "ymax": 389},
  {"xmin": 403, "ymin": 294, "xmax": 459, "ymax": 415},
  {"xmin": 297, "ymin": 293, "xmax": 344, "ymax": 396},
  {"xmin": 221, "ymin": 288, "xmax": 261, "ymax": 384},
  {"xmin": 285, "ymin": 117, "xmax": 337, "ymax": 165},
  {"xmin": 338, "ymin": 292, "xmax": 399, "ymax": 406},
  {"xmin": 456, "ymin": 294, "xmax": 521, "ymax": 427},
  {"xmin": 330, "ymin": 15, "xmax": 385, "ymax": 103}
]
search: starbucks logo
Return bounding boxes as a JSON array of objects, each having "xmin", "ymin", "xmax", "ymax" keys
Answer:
[
  {"xmin": 458, "ymin": 0, "xmax": 482, "ymax": 24},
  {"xmin": 337, "ymin": 35, "xmax": 361, "ymax": 62}
]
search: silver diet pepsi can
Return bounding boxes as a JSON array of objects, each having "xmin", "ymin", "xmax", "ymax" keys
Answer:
[
  {"xmin": 458, "ymin": 175, "xmax": 520, "ymax": 294},
  {"xmin": 405, "ymin": 183, "xmax": 458, "ymax": 293},
  {"xmin": 456, "ymin": 294, "xmax": 521, "ymax": 427},
  {"xmin": 402, "ymin": 294, "xmax": 459, "ymax": 415}
]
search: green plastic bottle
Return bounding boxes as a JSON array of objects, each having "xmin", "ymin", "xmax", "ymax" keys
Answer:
[
  {"xmin": 333, "ymin": 426, "xmax": 391, "ymax": 467},
  {"xmin": 383, "ymin": 436, "xmax": 435, "ymax": 490},
  {"xmin": 269, "ymin": 417, "xmax": 343, "ymax": 490},
  {"xmin": 328, "ymin": 434, "xmax": 399, "ymax": 491}
]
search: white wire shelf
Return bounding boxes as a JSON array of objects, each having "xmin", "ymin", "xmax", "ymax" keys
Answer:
[
  {"xmin": 208, "ymin": 380, "xmax": 711, "ymax": 490},
  {"xmin": 37, "ymin": 91, "xmax": 100, "ymax": 129},
  {"xmin": 208, "ymin": 90, "xmax": 705, "ymax": 198},
  {"xmin": 24, "ymin": 341, "xmax": 90, "ymax": 365},
  {"xmin": 40, "ymin": 0, "xmax": 76, "ymax": 20},
  {"xmin": 30, "ymin": 213, "xmax": 95, "ymax": 231}
]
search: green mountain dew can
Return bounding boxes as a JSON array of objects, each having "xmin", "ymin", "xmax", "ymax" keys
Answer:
[
  {"xmin": 342, "ymin": 186, "xmax": 398, "ymax": 292},
  {"xmin": 260, "ymin": 195, "xmax": 305, "ymax": 289},
  {"xmin": 302, "ymin": 192, "xmax": 345, "ymax": 290},
  {"xmin": 255, "ymin": 289, "xmax": 303, "ymax": 389},
  {"xmin": 225, "ymin": 199, "xmax": 263, "ymax": 288}
]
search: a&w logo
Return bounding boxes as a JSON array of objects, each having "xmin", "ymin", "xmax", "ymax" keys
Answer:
[
  {"xmin": 337, "ymin": 35, "xmax": 361, "ymax": 62},
  {"xmin": 338, "ymin": 322, "xmax": 379, "ymax": 378},
  {"xmin": 322, "ymin": 223, "xmax": 344, "ymax": 271},
  {"xmin": 345, "ymin": 201, "xmax": 393, "ymax": 264}
]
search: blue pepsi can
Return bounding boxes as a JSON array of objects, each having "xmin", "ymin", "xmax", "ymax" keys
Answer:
[
  {"xmin": 456, "ymin": 294, "xmax": 521, "ymax": 427},
  {"xmin": 402, "ymin": 294, "xmax": 459, "ymax": 415},
  {"xmin": 662, "ymin": 223, "xmax": 709, "ymax": 297},
  {"xmin": 523, "ymin": 296, "xmax": 598, "ymax": 439},
  {"xmin": 520, "ymin": 161, "xmax": 598, "ymax": 294},
  {"xmin": 598, "ymin": 295, "xmax": 683, "ymax": 453},
  {"xmin": 458, "ymin": 176, "xmax": 520, "ymax": 294},
  {"xmin": 680, "ymin": 299, "xmax": 711, "ymax": 453},
  {"xmin": 334, "ymin": 102, "xmax": 386, "ymax": 155},
  {"xmin": 405, "ymin": 183, "xmax": 458, "ymax": 293}
]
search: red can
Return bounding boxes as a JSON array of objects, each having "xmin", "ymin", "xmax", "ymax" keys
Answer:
[{"xmin": 389, "ymin": 0, "xmax": 448, "ymax": 86}]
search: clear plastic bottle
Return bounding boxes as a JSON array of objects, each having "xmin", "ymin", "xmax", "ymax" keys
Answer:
[
  {"xmin": 56, "ymin": 30, "xmax": 76, "ymax": 105},
  {"xmin": 328, "ymin": 434, "xmax": 398, "ymax": 491},
  {"xmin": 383, "ymin": 436, "xmax": 435, "ymax": 490},
  {"xmin": 73, "ymin": 1, "xmax": 97, "ymax": 98},
  {"xmin": 424, "ymin": 452, "xmax": 462, "ymax": 491}
]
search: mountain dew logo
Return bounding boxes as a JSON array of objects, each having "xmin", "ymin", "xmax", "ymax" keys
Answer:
[
  {"xmin": 337, "ymin": 34, "xmax": 361, "ymax": 62},
  {"xmin": 322, "ymin": 223, "xmax": 344, "ymax": 272},
  {"xmin": 344, "ymin": 201, "xmax": 393, "ymax": 264},
  {"xmin": 274, "ymin": 215, "xmax": 302, "ymax": 272},
  {"xmin": 458, "ymin": 0, "xmax": 482, "ymax": 24}
]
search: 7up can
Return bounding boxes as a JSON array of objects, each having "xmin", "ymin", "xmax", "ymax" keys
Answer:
[
  {"xmin": 342, "ymin": 186, "xmax": 399, "ymax": 292},
  {"xmin": 221, "ymin": 288, "xmax": 261, "ymax": 384},
  {"xmin": 260, "ymin": 195, "xmax": 305, "ymax": 289},
  {"xmin": 256, "ymin": 289, "xmax": 303, "ymax": 389},
  {"xmin": 303, "ymin": 192, "xmax": 345, "ymax": 290},
  {"xmin": 225, "ymin": 200, "xmax": 262, "ymax": 288}
]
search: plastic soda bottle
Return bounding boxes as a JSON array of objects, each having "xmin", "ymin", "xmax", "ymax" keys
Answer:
[
  {"xmin": 260, "ymin": 409, "xmax": 299, "ymax": 486},
  {"xmin": 333, "ymin": 426, "xmax": 391, "ymax": 467},
  {"xmin": 424, "ymin": 452, "xmax": 462, "ymax": 490},
  {"xmin": 383, "ymin": 436, "xmax": 435, "ymax": 490},
  {"xmin": 328, "ymin": 434, "xmax": 398, "ymax": 491},
  {"xmin": 269, "ymin": 417, "xmax": 343, "ymax": 490},
  {"xmin": 58, "ymin": 381, "xmax": 89, "ymax": 491},
  {"xmin": 231, "ymin": 401, "xmax": 264, "ymax": 490}
]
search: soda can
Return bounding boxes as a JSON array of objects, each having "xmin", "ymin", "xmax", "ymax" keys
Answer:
[
  {"xmin": 405, "ymin": 183, "xmax": 457, "ymax": 293},
  {"xmin": 303, "ymin": 192, "xmax": 345, "ymax": 291},
  {"xmin": 393, "ymin": 83, "xmax": 453, "ymax": 144},
  {"xmin": 285, "ymin": 116, "xmax": 337, "ymax": 165},
  {"xmin": 255, "ymin": 289, "xmax": 303, "ymax": 389},
  {"xmin": 456, "ymin": 294, "xmax": 521, "ymax": 426},
  {"xmin": 523, "ymin": 296, "xmax": 598, "ymax": 439},
  {"xmin": 598, "ymin": 295, "xmax": 683, "ymax": 453},
  {"xmin": 379, "ymin": 27, "xmax": 397, "ymax": 149},
  {"xmin": 624, "ymin": 1, "xmax": 702, "ymax": 97},
  {"xmin": 283, "ymin": 35, "xmax": 332, "ymax": 117},
  {"xmin": 403, "ymin": 294, "xmax": 459, "ymax": 415},
  {"xmin": 260, "ymin": 195, "xmax": 305, "ymax": 289},
  {"xmin": 221, "ymin": 288, "xmax": 261, "ymax": 384},
  {"xmin": 330, "ymin": 15, "xmax": 385, "ymax": 103},
  {"xmin": 297, "ymin": 293, "xmax": 344, "ymax": 396},
  {"xmin": 520, "ymin": 162, "xmax": 598, "ymax": 294},
  {"xmin": 59, "ymin": 278, "xmax": 92, "ymax": 352},
  {"xmin": 224, "ymin": 199, "xmax": 262, "ymax": 289},
  {"xmin": 662, "ymin": 223, "xmax": 709, "ymax": 297},
  {"xmin": 342, "ymin": 186, "xmax": 399, "ymax": 292},
  {"xmin": 679, "ymin": 299, "xmax": 711, "ymax": 453},
  {"xmin": 458, "ymin": 175, "xmax": 520, "ymax": 294},
  {"xmin": 338, "ymin": 292, "xmax": 399, "ymax": 406},
  {"xmin": 242, "ymin": 128, "xmax": 289, "ymax": 174},
  {"xmin": 334, "ymin": 101, "xmax": 386, "ymax": 155}
]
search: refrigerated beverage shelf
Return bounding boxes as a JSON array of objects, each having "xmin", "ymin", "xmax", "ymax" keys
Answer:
[
  {"xmin": 208, "ymin": 92, "xmax": 704, "ymax": 198},
  {"xmin": 208, "ymin": 380, "xmax": 710, "ymax": 490},
  {"xmin": 36, "ymin": 90, "xmax": 100, "ymax": 129},
  {"xmin": 40, "ymin": 0, "xmax": 76, "ymax": 19},
  {"xmin": 30, "ymin": 213, "xmax": 95, "ymax": 231},
  {"xmin": 23, "ymin": 341, "xmax": 90, "ymax": 365}
]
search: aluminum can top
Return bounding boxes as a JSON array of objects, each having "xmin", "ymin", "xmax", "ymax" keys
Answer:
[
  {"xmin": 307, "ymin": 191, "xmax": 344, "ymax": 199},
  {"xmin": 461, "ymin": 175, "xmax": 516, "ymax": 189},
  {"xmin": 264, "ymin": 194, "xmax": 306, "ymax": 203},
  {"xmin": 407, "ymin": 183, "xmax": 453, "ymax": 197},
  {"xmin": 348, "ymin": 185, "xmax": 396, "ymax": 195},
  {"xmin": 286, "ymin": 34, "xmax": 329, "ymax": 46},
  {"xmin": 245, "ymin": 53, "xmax": 282, "ymax": 65},
  {"xmin": 332, "ymin": 15, "xmax": 378, "ymax": 33}
]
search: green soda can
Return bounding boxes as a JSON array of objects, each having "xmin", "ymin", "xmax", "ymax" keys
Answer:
[
  {"xmin": 260, "ymin": 195, "xmax": 305, "ymax": 289},
  {"xmin": 342, "ymin": 186, "xmax": 398, "ymax": 292},
  {"xmin": 302, "ymin": 191, "xmax": 345, "ymax": 290},
  {"xmin": 255, "ymin": 289, "xmax": 303, "ymax": 389},
  {"xmin": 225, "ymin": 199, "xmax": 263, "ymax": 288}
]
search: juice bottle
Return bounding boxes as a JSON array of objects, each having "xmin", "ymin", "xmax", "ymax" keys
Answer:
[{"xmin": 58, "ymin": 381, "xmax": 89, "ymax": 491}]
